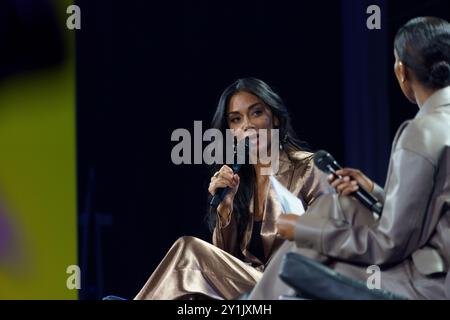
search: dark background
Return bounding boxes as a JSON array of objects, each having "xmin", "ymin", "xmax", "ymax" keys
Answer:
[{"xmin": 75, "ymin": 0, "xmax": 450, "ymax": 299}]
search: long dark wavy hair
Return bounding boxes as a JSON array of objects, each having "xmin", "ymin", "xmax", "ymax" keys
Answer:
[{"xmin": 206, "ymin": 78, "xmax": 309, "ymax": 242}]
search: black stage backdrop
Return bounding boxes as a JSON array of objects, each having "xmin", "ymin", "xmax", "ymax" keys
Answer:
[{"xmin": 75, "ymin": 0, "xmax": 450, "ymax": 299}]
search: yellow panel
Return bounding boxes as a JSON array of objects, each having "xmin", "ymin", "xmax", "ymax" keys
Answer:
[{"xmin": 0, "ymin": 0, "xmax": 77, "ymax": 299}]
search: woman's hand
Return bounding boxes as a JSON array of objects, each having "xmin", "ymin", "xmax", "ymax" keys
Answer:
[
  {"xmin": 328, "ymin": 168, "xmax": 374, "ymax": 196},
  {"xmin": 208, "ymin": 165, "xmax": 240, "ymax": 220},
  {"xmin": 276, "ymin": 214, "xmax": 300, "ymax": 241}
]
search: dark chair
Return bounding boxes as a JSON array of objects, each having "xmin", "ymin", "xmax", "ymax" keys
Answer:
[{"xmin": 279, "ymin": 252, "xmax": 407, "ymax": 300}]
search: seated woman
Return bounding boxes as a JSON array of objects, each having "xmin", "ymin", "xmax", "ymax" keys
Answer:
[
  {"xmin": 248, "ymin": 16, "xmax": 450, "ymax": 300},
  {"xmin": 134, "ymin": 77, "xmax": 330, "ymax": 300}
]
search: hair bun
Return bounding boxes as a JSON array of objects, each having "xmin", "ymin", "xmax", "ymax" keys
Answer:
[{"xmin": 430, "ymin": 61, "xmax": 450, "ymax": 87}]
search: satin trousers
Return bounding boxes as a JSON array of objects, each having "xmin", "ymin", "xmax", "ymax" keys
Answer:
[{"xmin": 134, "ymin": 236, "xmax": 263, "ymax": 300}]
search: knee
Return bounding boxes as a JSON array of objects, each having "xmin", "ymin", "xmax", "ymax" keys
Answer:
[
  {"xmin": 174, "ymin": 236, "xmax": 205, "ymax": 250},
  {"xmin": 176, "ymin": 235, "xmax": 196, "ymax": 245}
]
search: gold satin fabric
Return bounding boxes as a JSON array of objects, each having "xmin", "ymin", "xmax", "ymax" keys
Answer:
[{"xmin": 134, "ymin": 150, "xmax": 330, "ymax": 300}]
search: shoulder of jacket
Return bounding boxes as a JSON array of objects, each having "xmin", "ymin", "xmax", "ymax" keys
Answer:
[
  {"xmin": 397, "ymin": 116, "xmax": 448, "ymax": 167},
  {"xmin": 287, "ymin": 150, "xmax": 314, "ymax": 166}
]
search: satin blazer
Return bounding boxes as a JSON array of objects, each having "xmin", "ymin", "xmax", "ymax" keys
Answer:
[{"xmin": 212, "ymin": 149, "xmax": 330, "ymax": 270}]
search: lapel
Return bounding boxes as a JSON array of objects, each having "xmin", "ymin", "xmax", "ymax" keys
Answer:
[{"xmin": 240, "ymin": 150, "xmax": 295, "ymax": 265}]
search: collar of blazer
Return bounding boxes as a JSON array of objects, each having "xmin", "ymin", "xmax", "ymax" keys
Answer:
[
  {"xmin": 416, "ymin": 85, "xmax": 450, "ymax": 118},
  {"xmin": 275, "ymin": 149, "xmax": 313, "ymax": 177},
  {"xmin": 274, "ymin": 150, "xmax": 291, "ymax": 177}
]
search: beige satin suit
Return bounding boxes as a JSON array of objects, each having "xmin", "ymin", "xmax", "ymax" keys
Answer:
[
  {"xmin": 135, "ymin": 150, "xmax": 330, "ymax": 300},
  {"xmin": 249, "ymin": 86, "xmax": 450, "ymax": 300}
]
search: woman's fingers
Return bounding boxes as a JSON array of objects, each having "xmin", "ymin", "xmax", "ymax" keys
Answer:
[
  {"xmin": 336, "ymin": 182, "xmax": 349, "ymax": 193},
  {"xmin": 220, "ymin": 165, "xmax": 233, "ymax": 175},
  {"xmin": 217, "ymin": 177, "xmax": 236, "ymax": 188},
  {"xmin": 212, "ymin": 170, "xmax": 233, "ymax": 183},
  {"xmin": 335, "ymin": 169, "xmax": 363, "ymax": 184},
  {"xmin": 328, "ymin": 167, "xmax": 371, "ymax": 196},
  {"xmin": 335, "ymin": 168, "xmax": 359, "ymax": 178},
  {"xmin": 209, "ymin": 166, "xmax": 240, "ymax": 195},
  {"xmin": 232, "ymin": 174, "xmax": 240, "ymax": 187},
  {"xmin": 208, "ymin": 178, "xmax": 233, "ymax": 194},
  {"xmin": 341, "ymin": 181, "xmax": 359, "ymax": 196},
  {"xmin": 331, "ymin": 177, "xmax": 359, "ymax": 195},
  {"xmin": 336, "ymin": 180, "xmax": 356, "ymax": 193},
  {"xmin": 221, "ymin": 172, "xmax": 234, "ymax": 182},
  {"xmin": 208, "ymin": 182, "xmax": 226, "ymax": 195},
  {"xmin": 334, "ymin": 168, "xmax": 373, "ymax": 192},
  {"xmin": 331, "ymin": 176, "xmax": 350, "ymax": 188}
]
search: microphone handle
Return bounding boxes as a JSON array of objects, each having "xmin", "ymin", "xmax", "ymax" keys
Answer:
[
  {"xmin": 353, "ymin": 185, "xmax": 383, "ymax": 215},
  {"xmin": 328, "ymin": 165, "xmax": 382, "ymax": 215},
  {"xmin": 210, "ymin": 164, "xmax": 241, "ymax": 209}
]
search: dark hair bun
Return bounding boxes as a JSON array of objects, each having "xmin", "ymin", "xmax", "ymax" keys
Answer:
[{"xmin": 430, "ymin": 61, "xmax": 450, "ymax": 87}]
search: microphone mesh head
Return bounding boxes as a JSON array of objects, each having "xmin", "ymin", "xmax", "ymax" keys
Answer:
[{"xmin": 313, "ymin": 150, "xmax": 335, "ymax": 173}]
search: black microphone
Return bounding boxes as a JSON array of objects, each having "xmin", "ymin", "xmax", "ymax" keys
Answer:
[
  {"xmin": 210, "ymin": 137, "xmax": 250, "ymax": 209},
  {"xmin": 313, "ymin": 150, "xmax": 383, "ymax": 215}
]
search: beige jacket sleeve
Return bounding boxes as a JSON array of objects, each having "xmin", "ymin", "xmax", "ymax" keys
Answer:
[{"xmin": 294, "ymin": 122, "xmax": 438, "ymax": 265}]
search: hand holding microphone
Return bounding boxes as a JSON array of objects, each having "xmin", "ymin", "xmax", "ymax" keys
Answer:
[
  {"xmin": 208, "ymin": 165, "xmax": 240, "ymax": 213},
  {"xmin": 314, "ymin": 150, "xmax": 383, "ymax": 215},
  {"xmin": 328, "ymin": 168, "xmax": 374, "ymax": 196},
  {"xmin": 209, "ymin": 136, "xmax": 249, "ymax": 211}
]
